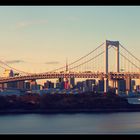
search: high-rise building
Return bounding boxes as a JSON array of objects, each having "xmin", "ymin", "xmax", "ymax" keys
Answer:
[
  {"xmin": 60, "ymin": 81, "xmax": 65, "ymax": 89},
  {"xmin": 7, "ymin": 82, "xmax": 17, "ymax": 89},
  {"xmin": 25, "ymin": 82, "xmax": 30, "ymax": 90},
  {"xmin": 44, "ymin": 80, "xmax": 54, "ymax": 89},
  {"xmin": 57, "ymin": 78, "xmax": 65, "ymax": 89},
  {"xmin": 98, "ymin": 80, "xmax": 104, "ymax": 92},
  {"xmin": 17, "ymin": 81, "xmax": 25, "ymax": 90},
  {"xmin": 36, "ymin": 84, "xmax": 42, "ymax": 90},
  {"xmin": 118, "ymin": 79, "xmax": 126, "ymax": 92},
  {"xmin": 5, "ymin": 81, "xmax": 25, "ymax": 90},
  {"xmin": 55, "ymin": 82, "xmax": 60, "ymax": 89},
  {"xmin": 64, "ymin": 79, "xmax": 70, "ymax": 89},
  {"xmin": 59, "ymin": 78, "xmax": 64, "ymax": 83},
  {"xmin": 76, "ymin": 81, "xmax": 83, "ymax": 90},
  {"xmin": 85, "ymin": 79, "xmax": 96, "ymax": 92},
  {"xmin": 70, "ymin": 77, "xmax": 75, "ymax": 88},
  {"xmin": 50, "ymin": 82, "xmax": 54, "ymax": 88},
  {"xmin": 136, "ymin": 85, "xmax": 140, "ymax": 92},
  {"xmin": 3, "ymin": 69, "xmax": 14, "ymax": 77},
  {"xmin": 3, "ymin": 83, "xmax": 8, "ymax": 89},
  {"xmin": 44, "ymin": 81, "xmax": 49, "ymax": 89},
  {"xmin": 83, "ymin": 81, "xmax": 88, "ymax": 92},
  {"xmin": 30, "ymin": 80, "xmax": 37, "ymax": 90},
  {"xmin": 131, "ymin": 80, "xmax": 135, "ymax": 92}
]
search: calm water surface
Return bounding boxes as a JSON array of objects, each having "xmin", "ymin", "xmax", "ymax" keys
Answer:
[{"xmin": 0, "ymin": 112, "xmax": 140, "ymax": 134}]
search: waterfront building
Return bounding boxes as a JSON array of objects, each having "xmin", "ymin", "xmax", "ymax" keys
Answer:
[
  {"xmin": 85, "ymin": 79, "xmax": 96, "ymax": 92},
  {"xmin": 76, "ymin": 81, "xmax": 83, "ymax": 90},
  {"xmin": 131, "ymin": 80, "xmax": 135, "ymax": 92},
  {"xmin": 60, "ymin": 81, "xmax": 65, "ymax": 89},
  {"xmin": 25, "ymin": 81, "xmax": 30, "ymax": 90},
  {"xmin": 82, "ymin": 81, "xmax": 87, "ymax": 92},
  {"xmin": 70, "ymin": 77, "xmax": 75, "ymax": 88},
  {"xmin": 97, "ymin": 80, "xmax": 104, "ymax": 92},
  {"xmin": 30, "ymin": 80, "xmax": 37, "ymax": 90},
  {"xmin": 44, "ymin": 81, "xmax": 54, "ymax": 89},
  {"xmin": 136, "ymin": 85, "xmax": 140, "ymax": 92},
  {"xmin": 64, "ymin": 80, "xmax": 70, "ymax": 89},
  {"xmin": 59, "ymin": 78, "xmax": 64, "ymax": 83},
  {"xmin": 55, "ymin": 80, "xmax": 60, "ymax": 89},
  {"xmin": 118, "ymin": 79, "xmax": 126, "ymax": 93},
  {"xmin": 17, "ymin": 81, "xmax": 25, "ymax": 90}
]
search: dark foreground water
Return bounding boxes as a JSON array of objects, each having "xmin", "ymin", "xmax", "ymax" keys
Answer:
[{"xmin": 0, "ymin": 112, "xmax": 140, "ymax": 134}]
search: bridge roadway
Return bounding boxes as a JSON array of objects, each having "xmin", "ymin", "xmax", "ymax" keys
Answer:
[{"xmin": 0, "ymin": 72, "xmax": 140, "ymax": 83}]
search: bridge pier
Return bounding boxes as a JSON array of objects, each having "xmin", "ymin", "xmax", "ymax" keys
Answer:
[
  {"xmin": 104, "ymin": 78, "xmax": 108, "ymax": 93},
  {"xmin": 110, "ymin": 80, "xmax": 119, "ymax": 94},
  {"xmin": 125, "ymin": 77, "xmax": 131, "ymax": 94},
  {"xmin": 104, "ymin": 41, "xmax": 108, "ymax": 93},
  {"xmin": 115, "ymin": 80, "xmax": 119, "ymax": 95}
]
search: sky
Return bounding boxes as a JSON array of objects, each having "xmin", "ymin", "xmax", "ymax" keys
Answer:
[{"xmin": 0, "ymin": 6, "xmax": 140, "ymax": 75}]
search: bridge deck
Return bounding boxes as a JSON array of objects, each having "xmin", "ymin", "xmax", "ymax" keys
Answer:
[{"xmin": 0, "ymin": 72, "xmax": 140, "ymax": 83}]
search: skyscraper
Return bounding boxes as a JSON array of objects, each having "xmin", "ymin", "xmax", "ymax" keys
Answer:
[
  {"xmin": 70, "ymin": 77, "xmax": 75, "ymax": 88},
  {"xmin": 44, "ymin": 80, "xmax": 54, "ymax": 89},
  {"xmin": 98, "ymin": 80, "xmax": 104, "ymax": 92},
  {"xmin": 3, "ymin": 69, "xmax": 14, "ymax": 77},
  {"xmin": 118, "ymin": 79, "xmax": 126, "ymax": 92}
]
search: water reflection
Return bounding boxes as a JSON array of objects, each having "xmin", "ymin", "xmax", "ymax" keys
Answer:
[{"xmin": 0, "ymin": 112, "xmax": 140, "ymax": 134}]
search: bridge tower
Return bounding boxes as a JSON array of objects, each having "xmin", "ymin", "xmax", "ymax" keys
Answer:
[
  {"xmin": 104, "ymin": 40, "xmax": 119, "ymax": 94},
  {"xmin": 65, "ymin": 58, "xmax": 70, "ymax": 89}
]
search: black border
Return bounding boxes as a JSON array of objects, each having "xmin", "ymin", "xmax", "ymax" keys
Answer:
[
  {"xmin": 0, "ymin": 0, "xmax": 140, "ymax": 137},
  {"xmin": 0, "ymin": 0, "xmax": 140, "ymax": 6}
]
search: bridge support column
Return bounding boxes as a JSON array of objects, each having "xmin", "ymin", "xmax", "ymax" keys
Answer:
[
  {"xmin": 115, "ymin": 80, "xmax": 119, "ymax": 95},
  {"xmin": 125, "ymin": 77, "xmax": 131, "ymax": 94},
  {"xmin": 104, "ymin": 41, "xmax": 109, "ymax": 93},
  {"xmin": 113, "ymin": 80, "xmax": 116, "ymax": 88},
  {"xmin": 116, "ymin": 44, "xmax": 119, "ymax": 73},
  {"xmin": 104, "ymin": 78, "xmax": 108, "ymax": 93},
  {"xmin": 105, "ymin": 41, "xmax": 108, "ymax": 75},
  {"xmin": 110, "ymin": 80, "xmax": 115, "ymax": 88}
]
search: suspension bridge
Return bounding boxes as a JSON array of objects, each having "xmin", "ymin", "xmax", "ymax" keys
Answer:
[{"xmin": 0, "ymin": 40, "xmax": 140, "ymax": 94}]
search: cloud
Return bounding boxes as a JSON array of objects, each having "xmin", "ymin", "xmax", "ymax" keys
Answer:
[
  {"xmin": 66, "ymin": 16, "xmax": 79, "ymax": 21},
  {"xmin": 5, "ymin": 60, "xmax": 25, "ymax": 64},
  {"xmin": 45, "ymin": 61, "xmax": 59, "ymax": 65},
  {"xmin": 16, "ymin": 20, "xmax": 48, "ymax": 29}
]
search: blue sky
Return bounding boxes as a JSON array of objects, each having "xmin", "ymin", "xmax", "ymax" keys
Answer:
[{"xmin": 0, "ymin": 6, "xmax": 140, "ymax": 74}]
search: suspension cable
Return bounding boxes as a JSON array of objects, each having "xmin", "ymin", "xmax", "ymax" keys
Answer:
[
  {"xmin": 48, "ymin": 42, "xmax": 105, "ymax": 72},
  {"xmin": 112, "ymin": 46, "xmax": 140, "ymax": 71},
  {"xmin": 69, "ymin": 51, "xmax": 105, "ymax": 70},
  {"xmin": 69, "ymin": 42, "xmax": 105, "ymax": 66},
  {"xmin": 69, "ymin": 46, "xmax": 111, "ymax": 71},
  {"xmin": 0, "ymin": 60, "xmax": 31, "ymax": 75},
  {"xmin": 120, "ymin": 43, "xmax": 140, "ymax": 63}
]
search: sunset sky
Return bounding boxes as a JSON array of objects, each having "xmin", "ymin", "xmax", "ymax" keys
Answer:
[{"xmin": 0, "ymin": 6, "xmax": 140, "ymax": 74}]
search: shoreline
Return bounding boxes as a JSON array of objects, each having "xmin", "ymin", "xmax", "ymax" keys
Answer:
[
  {"xmin": 1, "ymin": 108, "xmax": 140, "ymax": 114},
  {"xmin": 0, "ymin": 93, "xmax": 140, "ymax": 114}
]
